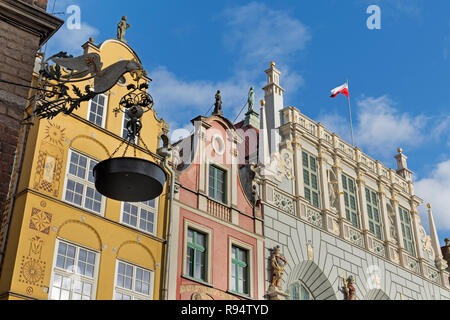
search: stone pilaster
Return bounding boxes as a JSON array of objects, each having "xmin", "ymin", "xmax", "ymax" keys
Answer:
[
  {"xmin": 356, "ymin": 171, "xmax": 370, "ymax": 250},
  {"xmin": 390, "ymin": 197, "xmax": 406, "ymax": 267}
]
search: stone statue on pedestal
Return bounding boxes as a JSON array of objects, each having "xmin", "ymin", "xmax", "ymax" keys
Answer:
[
  {"xmin": 213, "ymin": 90, "xmax": 223, "ymax": 116},
  {"xmin": 117, "ymin": 16, "xmax": 131, "ymax": 42},
  {"xmin": 267, "ymin": 246, "xmax": 289, "ymax": 300},
  {"xmin": 248, "ymin": 87, "xmax": 255, "ymax": 112},
  {"xmin": 343, "ymin": 275, "xmax": 357, "ymax": 300}
]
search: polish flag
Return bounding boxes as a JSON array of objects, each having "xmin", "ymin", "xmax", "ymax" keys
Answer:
[{"xmin": 330, "ymin": 81, "xmax": 349, "ymax": 98}]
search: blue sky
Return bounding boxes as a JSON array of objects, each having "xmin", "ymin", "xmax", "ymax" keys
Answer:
[{"xmin": 45, "ymin": 0, "xmax": 450, "ymax": 243}]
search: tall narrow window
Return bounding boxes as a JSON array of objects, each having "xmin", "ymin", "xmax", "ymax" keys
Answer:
[
  {"xmin": 114, "ymin": 260, "xmax": 154, "ymax": 300},
  {"xmin": 121, "ymin": 199, "xmax": 158, "ymax": 235},
  {"xmin": 88, "ymin": 94, "xmax": 108, "ymax": 127},
  {"xmin": 64, "ymin": 150, "xmax": 104, "ymax": 214},
  {"xmin": 342, "ymin": 174, "xmax": 359, "ymax": 228},
  {"xmin": 365, "ymin": 187, "xmax": 382, "ymax": 240},
  {"xmin": 209, "ymin": 165, "xmax": 226, "ymax": 203},
  {"xmin": 290, "ymin": 282, "xmax": 314, "ymax": 300},
  {"xmin": 302, "ymin": 151, "xmax": 320, "ymax": 209},
  {"xmin": 399, "ymin": 206, "xmax": 415, "ymax": 256},
  {"xmin": 231, "ymin": 246, "xmax": 249, "ymax": 295},
  {"xmin": 49, "ymin": 240, "xmax": 98, "ymax": 300},
  {"xmin": 186, "ymin": 229, "xmax": 207, "ymax": 282}
]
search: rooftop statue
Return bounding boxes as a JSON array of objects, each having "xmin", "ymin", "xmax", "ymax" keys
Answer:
[
  {"xmin": 117, "ymin": 16, "xmax": 131, "ymax": 42},
  {"xmin": 248, "ymin": 86, "xmax": 255, "ymax": 112},
  {"xmin": 213, "ymin": 90, "xmax": 223, "ymax": 116}
]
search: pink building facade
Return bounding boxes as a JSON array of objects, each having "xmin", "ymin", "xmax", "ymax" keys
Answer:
[{"xmin": 166, "ymin": 112, "xmax": 265, "ymax": 300}]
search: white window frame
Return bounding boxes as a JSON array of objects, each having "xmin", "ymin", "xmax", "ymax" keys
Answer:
[
  {"xmin": 87, "ymin": 93, "xmax": 109, "ymax": 128},
  {"xmin": 48, "ymin": 238, "xmax": 100, "ymax": 300},
  {"xmin": 182, "ymin": 220, "xmax": 213, "ymax": 285},
  {"xmin": 120, "ymin": 199, "xmax": 159, "ymax": 236},
  {"xmin": 228, "ymin": 238, "xmax": 254, "ymax": 298},
  {"xmin": 62, "ymin": 149, "xmax": 106, "ymax": 216},
  {"xmin": 113, "ymin": 259, "xmax": 155, "ymax": 300}
]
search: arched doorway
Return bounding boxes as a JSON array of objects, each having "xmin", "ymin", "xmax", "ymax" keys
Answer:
[
  {"xmin": 286, "ymin": 260, "xmax": 336, "ymax": 300},
  {"xmin": 365, "ymin": 289, "xmax": 390, "ymax": 300}
]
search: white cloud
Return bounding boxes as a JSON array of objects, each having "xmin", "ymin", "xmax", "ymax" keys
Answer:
[
  {"xmin": 317, "ymin": 112, "xmax": 352, "ymax": 142},
  {"xmin": 46, "ymin": 23, "xmax": 99, "ymax": 56},
  {"xmin": 150, "ymin": 3, "xmax": 310, "ymax": 129},
  {"xmin": 415, "ymin": 160, "xmax": 450, "ymax": 231},
  {"xmin": 317, "ymin": 95, "xmax": 434, "ymax": 160},
  {"xmin": 44, "ymin": 0, "xmax": 99, "ymax": 56},
  {"xmin": 355, "ymin": 95, "xmax": 426, "ymax": 157},
  {"xmin": 150, "ymin": 66, "xmax": 258, "ymax": 122},
  {"xmin": 222, "ymin": 2, "xmax": 311, "ymax": 67}
]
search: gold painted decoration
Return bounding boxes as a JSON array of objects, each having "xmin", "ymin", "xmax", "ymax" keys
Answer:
[
  {"xmin": 19, "ymin": 256, "xmax": 46, "ymax": 287},
  {"xmin": 29, "ymin": 235, "xmax": 44, "ymax": 259},
  {"xmin": 33, "ymin": 122, "xmax": 65, "ymax": 197},
  {"xmin": 29, "ymin": 208, "xmax": 52, "ymax": 235}
]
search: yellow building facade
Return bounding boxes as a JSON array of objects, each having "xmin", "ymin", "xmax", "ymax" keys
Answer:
[{"xmin": 0, "ymin": 38, "xmax": 170, "ymax": 300}]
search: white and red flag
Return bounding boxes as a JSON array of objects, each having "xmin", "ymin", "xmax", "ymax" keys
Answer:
[{"xmin": 330, "ymin": 81, "xmax": 349, "ymax": 98}]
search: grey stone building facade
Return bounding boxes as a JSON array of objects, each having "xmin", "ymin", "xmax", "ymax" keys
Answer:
[{"xmin": 255, "ymin": 62, "xmax": 450, "ymax": 300}]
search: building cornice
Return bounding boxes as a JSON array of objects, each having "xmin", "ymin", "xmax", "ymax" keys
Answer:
[{"xmin": 0, "ymin": 0, "xmax": 63, "ymax": 46}]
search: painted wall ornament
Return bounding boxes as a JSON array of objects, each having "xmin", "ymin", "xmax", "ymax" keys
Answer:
[
  {"xmin": 29, "ymin": 208, "xmax": 52, "ymax": 235},
  {"xmin": 33, "ymin": 122, "xmax": 65, "ymax": 197}
]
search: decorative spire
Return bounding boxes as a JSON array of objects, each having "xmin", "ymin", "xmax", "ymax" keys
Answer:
[
  {"xmin": 258, "ymin": 100, "xmax": 270, "ymax": 166},
  {"xmin": 428, "ymin": 204, "xmax": 447, "ymax": 269}
]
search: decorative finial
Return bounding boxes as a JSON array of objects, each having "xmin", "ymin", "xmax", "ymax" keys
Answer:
[
  {"xmin": 397, "ymin": 147, "xmax": 403, "ymax": 154},
  {"xmin": 427, "ymin": 203, "xmax": 432, "ymax": 209},
  {"xmin": 117, "ymin": 16, "xmax": 131, "ymax": 43},
  {"xmin": 270, "ymin": 61, "xmax": 276, "ymax": 68},
  {"xmin": 260, "ymin": 100, "xmax": 265, "ymax": 107},
  {"xmin": 89, "ymin": 37, "xmax": 95, "ymax": 43}
]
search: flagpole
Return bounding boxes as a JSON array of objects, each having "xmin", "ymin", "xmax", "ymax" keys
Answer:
[{"xmin": 346, "ymin": 80, "xmax": 355, "ymax": 147}]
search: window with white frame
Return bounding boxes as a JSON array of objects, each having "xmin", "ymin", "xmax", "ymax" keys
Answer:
[
  {"xmin": 114, "ymin": 260, "xmax": 154, "ymax": 300},
  {"xmin": 121, "ymin": 199, "xmax": 158, "ymax": 235},
  {"xmin": 88, "ymin": 94, "xmax": 108, "ymax": 127},
  {"xmin": 49, "ymin": 240, "xmax": 98, "ymax": 300},
  {"xmin": 64, "ymin": 149, "xmax": 104, "ymax": 215},
  {"xmin": 302, "ymin": 151, "xmax": 320, "ymax": 209},
  {"xmin": 231, "ymin": 245, "xmax": 249, "ymax": 296},
  {"xmin": 399, "ymin": 206, "xmax": 415, "ymax": 256},
  {"xmin": 365, "ymin": 187, "xmax": 383, "ymax": 240},
  {"xmin": 342, "ymin": 174, "xmax": 360, "ymax": 228}
]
